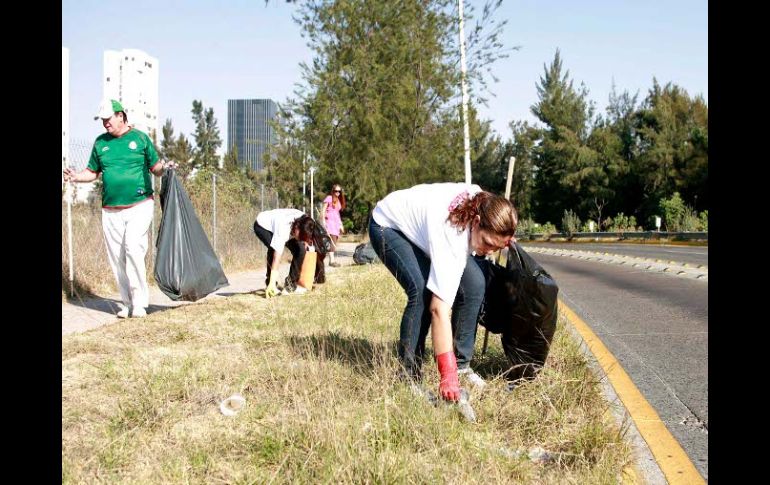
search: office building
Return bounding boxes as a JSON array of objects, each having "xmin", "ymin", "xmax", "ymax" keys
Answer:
[{"xmin": 227, "ymin": 98, "xmax": 278, "ymax": 171}]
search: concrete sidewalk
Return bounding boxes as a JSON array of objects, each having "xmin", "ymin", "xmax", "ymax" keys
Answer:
[{"xmin": 62, "ymin": 241, "xmax": 361, "ymax": 336}]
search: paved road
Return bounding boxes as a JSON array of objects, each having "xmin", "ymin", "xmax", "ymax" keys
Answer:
[
  {"xmin": 531, "ymin": 251, "xmax": 709, "ymax": 480},
  {"xmin": 523, "ymin": 242, "xmax": 708, "ymax": 268}
]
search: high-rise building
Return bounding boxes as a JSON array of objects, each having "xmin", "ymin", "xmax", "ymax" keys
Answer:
[
  {"xmin": 227, "ymin": 99, "xmax": 278, "ymax": 172},
  {"xmin": 62, "ymin": 47, "xmax": 69, "ymax": 181},
  {"xmin": 103, "ymin": 48, "xmax": 159, "ymax": 139}
]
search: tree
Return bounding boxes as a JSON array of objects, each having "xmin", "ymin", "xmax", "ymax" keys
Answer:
[
  {"xmin": 191, "ymin": 100, "xmax": 222, "ymax": 170},
  {"xmin": 633, "ymin": 80, "xmax": 708, "ymax": 220},
  {"xmin": 222, "ymin": 146, "xmax": 241, "ymax": 173},
  {"xmin": 505, "ymin": 121, "xmax": 539, "ymax": 218},
  {"xmin": 460, "ymin": 104, "xmax": 501, "ymax": 191},
  {"xmin": 174, "ymin": 134, "xmax": 196, "ymax": 179},
  {"xmin": 160, "ymin": 119, "xmax": 176, "ymax": 161},
  {"xmin": 580, "ymin": 117, "xmax": 626, "ymax": 223},
  {"xmin": 604, "ymin": 84, "xmax": 643, "ymax": 219},
  {"xmin": 159, "ymin": 118, "xmax": 196, "ymax": 178},
  {"xmin": 272, "ymin": 0, "xmax": 510, "ymax": 231},
  {"xmin": 530, "ymin": 49, "xmax": 596, "ymax": 224},
  {"xmin": 474, "ymin": 118, "xmax": 538, "ymax": 219}
]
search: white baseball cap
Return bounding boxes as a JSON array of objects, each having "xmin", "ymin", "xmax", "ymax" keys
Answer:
[{"xmin": 94, "ymin": 99, "xmax": 125, "ymax": 120}]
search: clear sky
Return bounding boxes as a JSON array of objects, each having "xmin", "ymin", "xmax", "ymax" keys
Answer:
[{"xmin": 63, "ymin": 0, "xmax": 707, "ymax": 151}]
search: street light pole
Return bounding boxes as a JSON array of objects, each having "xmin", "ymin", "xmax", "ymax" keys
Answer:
[
  {"xmin": 458, "ymin": 0, "xmax": 472, "ymax": 184},
  {"xmin": 302, "ymin": 151, "xmax": 307, "ymax": 213},
  {"xmin": 309, "ymin": 166, "xmax": 316, "ymax": 219}
]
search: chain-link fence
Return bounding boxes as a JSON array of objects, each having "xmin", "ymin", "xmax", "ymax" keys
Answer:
[{"xmin": 62, "ymin": 139, "xmax": 285, "ymax": 299}]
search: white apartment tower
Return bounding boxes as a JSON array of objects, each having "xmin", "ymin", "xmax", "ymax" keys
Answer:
[
  {"xmin": 103, "ymin": 48, "xmax": 159, "ymax": 140},
  {"xmin": 62, "ymin": 47, "xmax": 69, "ymax": 181}
]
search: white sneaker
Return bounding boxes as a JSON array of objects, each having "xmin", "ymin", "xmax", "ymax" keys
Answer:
[
  {"xmin": 132, "ymin": 307, "xmax": 147, "ymax": 318},
  {"xmin": 286, "ymin": 286, "xmax": 309, "ymax": 295},
  {"xmin": 458, "ymin": 367, "xmax": 486, "ymax": 389},
  {"xmin": 116, "ymin": 305, "xmax": 129, "ymax": 319}
]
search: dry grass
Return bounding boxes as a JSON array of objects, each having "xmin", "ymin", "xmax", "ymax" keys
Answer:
[
  {"xmin": 62, "ymin": 264, "xmax": 634, "ymax": 484},
  {"xmin": 62, "ymin": 199, "xmax": 265, "ymax": 301}
]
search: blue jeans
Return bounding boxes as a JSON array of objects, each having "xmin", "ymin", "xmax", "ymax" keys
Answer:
[{"xmin": 368, "ymin": 217, "xmax": 487, "ymax": 380}]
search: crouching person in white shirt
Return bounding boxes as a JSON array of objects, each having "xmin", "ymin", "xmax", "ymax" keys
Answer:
[
  {"xmin": 369, "ymin": 183, "xmax": 518, "ymax": 402},
  {"xmin": 253, "ymin": 209, "xmax": 322, "ymax": 297}
]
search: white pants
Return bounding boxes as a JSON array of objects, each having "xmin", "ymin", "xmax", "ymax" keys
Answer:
[{"xmin": 101, "ymin": 199, "xmax": 154, "ymax": 310}]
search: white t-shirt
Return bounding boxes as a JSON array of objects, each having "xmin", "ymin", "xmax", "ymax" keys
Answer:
[
  {"xmin": 372, "ymin": 182, "xmax": 482, "ymax": 306},
  {"xmin": 256, "ymin": 208, "xmax": 305, "ymax": 252}
]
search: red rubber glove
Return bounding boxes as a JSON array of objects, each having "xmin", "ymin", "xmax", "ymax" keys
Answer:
[{"xmin": 436, "ymin": 351, "xmax": 460, "ymax": 402}]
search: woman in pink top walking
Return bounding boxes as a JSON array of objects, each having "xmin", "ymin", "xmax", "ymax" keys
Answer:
[{"xmin": 321, "ymin": 183, "xmax": 346, "ymax": 266}]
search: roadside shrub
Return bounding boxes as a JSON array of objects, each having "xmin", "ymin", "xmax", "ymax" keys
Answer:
[
  {"xmin": 659, "ymin": 192, "xmax": 686, "ymax": 232},
  {"xmin": 680, "ymin": 208, "xmax": 700, "ymax": 232},
  {"xmin": 699, "ymin": 210, "xmax": 708, "ymax": 232},
  {"xmin": 515, "ymin": 218, "xmax": 536, "ymax": 237},
  {"xmin": 580, "ymin": 220, "xmax": 597, "ymax": 232},
  {"xmin": 533, "ymin": 222, "xmax": 558, "ymax": 236},
  {"xmin": 561, "ymin": 209, "xmax": 581, "ymax": 238},
  {"xmin": 605, "ymin": 213, "xmax": 637, "ymax": 233}
]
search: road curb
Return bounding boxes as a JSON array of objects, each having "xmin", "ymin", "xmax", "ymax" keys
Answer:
[
  {"xmin": 524, "ymin": 247, "xmax": 707, "ymax": 281},
  {"xmin": 559, "ymin": 299, "xmax": 705, "ymax": 484}
]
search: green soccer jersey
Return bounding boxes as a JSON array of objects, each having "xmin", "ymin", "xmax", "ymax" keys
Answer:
[{"xmin": 87, "ymin": 128, "xmax": 160, "ymax": 208}]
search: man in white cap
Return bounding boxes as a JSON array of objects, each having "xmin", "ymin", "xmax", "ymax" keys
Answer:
[{"xmin": 63, "ymin": 99, "xmax": 176, "ymax": 318}]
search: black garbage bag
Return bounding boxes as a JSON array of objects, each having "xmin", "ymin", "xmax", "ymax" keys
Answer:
[
  {"xmin": 314, "ymin": 251, "xmax": 326, "ymax": 284},
  {"xmin": 312, "ymin": 223, "xmax": 334, "ymax": 255},
  {"xmin": 353, "ymin": 242, "xmax": 380, "ymax": 264},
  {"xmin": 479, "ymin": 241, "xmax": 559, "ymax": 382},
  {"xmin": 311, "ymin": 221, "xmax": 330, "ymax": 284},
  {"xmin": 154, "ymin": 170, "xmax": 229, "ymax": 301}
]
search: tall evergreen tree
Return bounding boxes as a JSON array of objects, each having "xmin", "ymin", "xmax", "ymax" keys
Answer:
[
  {"xmin": 222, "ymin": 146, "xmax": 241, "ymax": 173},
  {"xmin": 603, "ymin": 84, "xmax": 643, "ymax": 219},
  {"xmin": 272, "ymin": 0, "xmax": 509, "ymax": 230},
  {"xmin": 160, "ymin": 119, "xmax": 176, "ymax": 161},
  {"xmin": 506, "ymin": 121, "xmax": 539, "ymax": 219},
  {"xmin": 191, "ymin": 100, "xmax": 222, "ymax": 170},
  {"xmin": 468, "ymin": 104, "xmax": 504, "ymax": 194},
  {"xmin": 159, "ymin": 118, "xmax": 196, "ymax": 178},
  {"xmin": 530, "ymin": 49, "xmax": 596, "ymax": 224},
  {"xmin": 633, "ymin": 80, "xmax": 708, "ymax": 219},
  {"xmin": 173, "ymin": 134, "xmax": 195, "ymax": 179},
  {"xmin": 472, "ymin": 117, "xmax": 537, "ymax": 219}
]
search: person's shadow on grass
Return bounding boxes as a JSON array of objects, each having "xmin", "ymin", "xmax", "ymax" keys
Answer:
[{"xmin": 289, "ymin": 332, "xmax": 397, "ymax": 375}]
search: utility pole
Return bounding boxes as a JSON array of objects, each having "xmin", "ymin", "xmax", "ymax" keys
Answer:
[
  {"xmin": 458, "ymin": 0, "xmax": 472, "ymax": 184},
  {"xmin": 309, "ymin": 166, "xmax": 316, "ymax": 219},
  {"xmin": 303, "ymin": 150, "xmax": 307, "ymax": 213},
  {"xmin": 482, "ymin": 156, "xmax": 516, "ymax": 356}
]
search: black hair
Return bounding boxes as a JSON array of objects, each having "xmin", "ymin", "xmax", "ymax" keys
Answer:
[{"xmin": 290, "ymin": 214, "xmax": 316, "ymax": 243}]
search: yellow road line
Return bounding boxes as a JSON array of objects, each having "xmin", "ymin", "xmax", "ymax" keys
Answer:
[{"xmin": 560, "ymin": 300, "xmax": 705, "ymax": 485}]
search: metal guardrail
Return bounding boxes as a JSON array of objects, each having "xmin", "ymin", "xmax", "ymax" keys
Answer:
[{"xmin": 516, "ymin": 231, "xmax": 708, "ymax": 242}]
